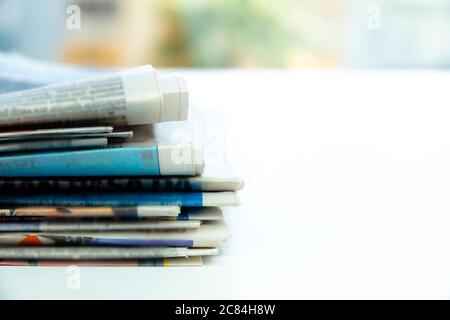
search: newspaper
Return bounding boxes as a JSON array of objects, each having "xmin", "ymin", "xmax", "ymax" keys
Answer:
[
  {"xmin": 0, "ymin": 145, "xmax": 204, "ymax": 177},
  {"xmin": 0, "ymin": 191, "xmax": 240, "ymax": 207},
  {"xmin": 0, "ymin": 137, "xmax": 108, "ymax": 153},
  {"xmin": 0, "ymin": 222, "xmax": 230, "ymax": 247},
  {"xmin": 0, "ymin": 207, "xmax": 220, "ymax": 222},
  {"xmin": 0, "ymin": 64, "xmax": 188, "ymax": 127},
  {"xmin": 0, "ymin": 256, "xmax": 203, "ymax": 267},
  {"xmin": 0, "ymin": 126, "xmax": 113, "ymax": 140},
  {"xmin": 0, "ymin": 247, "xmax": 218, "ymax": 260},
  {"xmin": 0, "ymin": 219, "xmax": 200, "ymax": 232},
  {"xmin": 0, "ymin": 205, "xmax": 181, "ymax": 219},
  {"xmin": 0, "ymin": 54, "xmax": 240, "ymax": 267},
  {"xmin": 0, "ymin": 126, "xmax": 133, "ymax": 153},
  {"xmin": 0, "ymin": 130, "xmax": 133, "ymax": 142},
  {"xmin": 0, "ymin": 177, "xmax": 244, "ymax": 192}
]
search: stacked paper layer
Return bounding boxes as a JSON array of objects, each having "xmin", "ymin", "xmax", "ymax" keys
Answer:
[{"xmin": 0, "ymin": 55, "xmax": 243, "ymax": 267}]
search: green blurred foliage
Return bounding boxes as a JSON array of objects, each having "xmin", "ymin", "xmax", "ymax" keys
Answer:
[{"xmin": 156, "ymin": 0, "xmax": 309, "ymax": 67}]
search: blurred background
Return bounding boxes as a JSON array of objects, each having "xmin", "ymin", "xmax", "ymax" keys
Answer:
[{"xmin": 0, "ymin": 0, "xmax": 448, "ymax": 68}]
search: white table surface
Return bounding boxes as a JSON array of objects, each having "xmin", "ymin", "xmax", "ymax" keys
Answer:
[{"xmin": 2, "ymin": 69, "xmax": 450, "ymax": 299}]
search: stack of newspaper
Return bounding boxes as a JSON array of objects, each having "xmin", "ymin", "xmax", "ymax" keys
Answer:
[{"xmin": 0, "ymin": 55, "xmax": 243, "ymax": 267}]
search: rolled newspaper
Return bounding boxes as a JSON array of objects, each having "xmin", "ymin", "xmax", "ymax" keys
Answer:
[{"xmin": 0, "ymin": 65, "xmax": 188, "ymax": 126}]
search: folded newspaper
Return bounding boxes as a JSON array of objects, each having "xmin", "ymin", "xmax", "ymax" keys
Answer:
[{"xmin": 0, "ymin": 53, "xmax": 243, "ymax": 267}]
